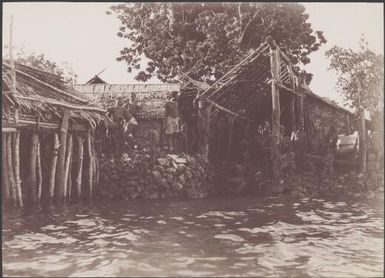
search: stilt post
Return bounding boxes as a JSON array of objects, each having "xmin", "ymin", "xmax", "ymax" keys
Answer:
[
  {"xmin": 55, "ymin": 109, "xmax": 70, "ymax": 201},
  {"xmin": 266, "ymin": 36, "xmax": 281, "ymax": 185}
]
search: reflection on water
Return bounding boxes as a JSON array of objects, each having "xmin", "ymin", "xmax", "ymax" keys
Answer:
[{"xmin": 2, "ymin": 195, "xmax": 384, "ymax": 277}]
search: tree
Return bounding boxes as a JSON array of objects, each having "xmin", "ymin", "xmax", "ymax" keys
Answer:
[
  {"xmin": 4, "ymin": 46, "xmax": 78, "ymax": 85},
  {"xmin": 107, "ymin": 2, "xmax": 326, "ymax": 82},
  {"xmin": 326, "ymin": 37, "xmax": 384, "ymax": 114},
  {"xmin": 326, "ymin": 37, "xmax": 384, "ymax": 173}
]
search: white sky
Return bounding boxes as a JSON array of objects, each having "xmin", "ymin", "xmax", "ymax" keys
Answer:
[{"xmin": 2, "ymin": 2, "xmax": 384, "ymax": 107}]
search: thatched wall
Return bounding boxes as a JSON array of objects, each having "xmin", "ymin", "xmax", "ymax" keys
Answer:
[
  {"xmin": 74, "ymin": 83, "xmax": 180, "ymax": 119},
  {"xmin": 304, "ymin": 94, "xmax": 354, "ymax": 154}
]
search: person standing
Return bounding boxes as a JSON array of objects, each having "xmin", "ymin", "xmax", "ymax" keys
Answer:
[
  {"xmin": 164, "ymin": 91, "xmax": 180, "ymax": 153},
  {"xmin": 107, "ymin": 98, "xmax": 135, "ymax": 155}
]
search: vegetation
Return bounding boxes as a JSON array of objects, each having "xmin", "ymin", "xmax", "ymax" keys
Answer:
[
  {"xmin": 5, "ymin": 46, "xmax": 78, "ymax": 85},
  {"xmin": 107, "ymin": 3, "xmax": 326, "ymax": 82},
  {"xmin": 326, "ymin": 37, "xmax": 384, "ymax": 114}
]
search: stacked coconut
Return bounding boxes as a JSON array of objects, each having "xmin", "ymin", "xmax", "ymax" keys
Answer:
[{"xmin": 96, "ymin": 150, "xmax": 214, "ymax": 200}]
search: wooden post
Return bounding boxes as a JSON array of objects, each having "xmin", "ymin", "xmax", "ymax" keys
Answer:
[
  {"xmin": 297, "ymin": 73, "xmax": 305, "ymax": 132},
  {"xmin": 12, "ymin": 111, "xmax": 23, "ymax": 207},
  {"xmin": 2, "ymin": 133, "xmax": 11, "ymax": 205},
  {"xmin": 359, "ymin": 108, "xmax": 367, "ymax": 173},
  {"xmin": 48, "ymin": 133, "xmax": 59, "ymax": 201},
  {"xmin": 346, "ymin": 114, "xmax": 351, "ymax": 135},
  {"xmin": 36, "ymin": 139, "xmax": 42, "ymax": 202},
  {"xmin": 198, "ymin": 104, "xmax": 212, "ymax": 162},
  {"xmin": 74, "ymin": 135, "xmax": 84, "ymax": 200},
  {"xmin": 55, "ymin": 109, "xmax": 70, "ymax": 201},
  {"xmin": 288, "ymin": 94, "xmax": 296, "ymax": 134},
  {"xmin": 63, "ymin": 134, "xmax": 73, "ymax": 200},
  {"xmin": 29, "ymin": 131, "xmax": 38, "ymax": 203},
  {"xmin": 86, "ymin": 129, "xmax": 93, "ymax": 200},
  {"xmin": 7, "ymin": 134, "xmax": 17, "ymax": 205},
  {"xmin": 267, "ymin": 37, "xmax": 281, "ymax": 184},
  {"xmin": 355, "ymin": 77, "xmax": 367, "ymax": 174}
]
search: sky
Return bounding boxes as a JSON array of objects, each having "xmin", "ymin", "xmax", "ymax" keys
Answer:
[{"xmin": 2, "ymin": 2, "xmax": 384, "ymax": 107}]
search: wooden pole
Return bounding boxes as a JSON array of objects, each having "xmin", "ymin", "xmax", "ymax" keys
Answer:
[
  {"xmin": 359, "ymin": 108, "xmax": 367, "ymax": 173},
  {"xmin": 2, "ymin": 133, "xmax": 11, "ymax": 205},
  {"xmin": 288, "ymin": 94, "xmax": 296, "ymax": 134},
  {"xmin": 355, "ymin": 77, "xmax": 367, "ymax": 173},
  {"xmin": 29, "ymin": 131, "xmax": 38, "ymax": 204},
  {"xmin": 48, "ymin": 133, "xmax": 59, "ymax": 201},
  {"xmin": 7, "ymin": 134, "xmax": 17, "ymax": 205},
  {"xmin": 55, "ymin": 109, "xmax": 70, "ymax": 201},
  {"xmin": 63, "ymin": 134, "xmax": 73, "ymax": 200},
  {"xmin": 74, "ymin": 135, "xmax": 84, "ymax": 200},
  {"xmin": 346, "ymin": 114, "xmax": 351, "ymax": 135},
  {"xmin": 36, "ymin": 139, "xmax": 42, "ymax": 202},
  {"xmin": 86, "ymin": 129, "xmax": 93, "ymax": 200},
  {"xmin": 12, "ymin": 111, "xmax": 23, "ymax": 207},
  {"xmin": 268, "ymin": 39, "xmax": 281, "ymax": 185}
]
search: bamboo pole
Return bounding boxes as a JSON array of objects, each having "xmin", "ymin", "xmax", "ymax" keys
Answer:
[
  {"xmin": 74, "ymin": 135, "xmax": 84, "ymax": 200},
  {"xmin": 269, "ymin": 41, "xmax": 281, "ymax": 185},
  {"xmin": 29, "ymin": 131, "xmax": 38, "ymax": 204},
  {"xmin": 86, "ymin": 129, "xmax": 93, "ymax": 200},
  {"xmin": 48, "ymin": 133, "xmax": 60, "ymax": 201},
  {"xmin": 7, "ymin": 134, "xmax": 17, "ymax": 205},
  {"xmin": 2, "ymin": 133, "xmax": 11, "ymax": 205},
  {"xmin": 63, "ymin": 134, "xmax": 73, "ymax": 200},
  {"xmin": 55, "ymin": 109, "xmax": 70, "ymax": 201},
  {"xmin": 36, "ymin": 139, "xmax": 42, "ymax": 202}
]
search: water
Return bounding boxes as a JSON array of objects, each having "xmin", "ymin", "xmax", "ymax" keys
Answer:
[{"xmin": 3, "ymin": 196, "xmax": 384, "ymax": 277}]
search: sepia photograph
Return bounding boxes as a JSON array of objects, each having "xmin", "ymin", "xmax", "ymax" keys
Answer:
[{"xmin": 2, "ymin": 2, "xmax": 384, "ymax": 277}]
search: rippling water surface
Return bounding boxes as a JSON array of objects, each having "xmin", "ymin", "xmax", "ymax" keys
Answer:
[{"xmin": 3, "ymin": 195, "xmax": 384, "ymax": 277}]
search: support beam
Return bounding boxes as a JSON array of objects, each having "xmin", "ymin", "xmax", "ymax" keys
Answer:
[
  {"xmin": 55, "ymin": 109, "xmax": 70, "ymax": 201},
  {"xmin": 48, "ymin": 133, "xmax": 59, "ymax": 201},
  {"xmin": 7, "ymin": 134, "xmax": 17, "ymax": 205},
  {"xmin": 13, "ymin": 110, "xmax": 23, "ymax": 207},
  {"xmin": 29, "ymin": 131, "xmax": 38, "ymax": 204},
  {"xmin": 358, "ymin": 108, "xmax": 367, "ymax": 173},
  {"xmin": 2, "ymin": 134, "xmax": 11, "ymax": 205},
  {"xmin": 36, "ymin": 139, "xmax": 42, "ymax": 202},
  {"xmin": 269, "ymin": 43, "xmax": 281, "ymax": 184},
  {"xmin": 86, "ymin": 129, "xmax": 93, "ymax": 200},
  {"xmin": 288, "ymin": 94, "xmax": 296, "ymax": 134},
  {"xmin": 63, "ymin": 134, "xmax": 73, "ymax": 200},
  {"xmin": 74, "ymin": 135, "xmax": 84, "ymax": 200}
]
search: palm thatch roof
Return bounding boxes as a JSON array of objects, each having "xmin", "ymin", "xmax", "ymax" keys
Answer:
[
  {"xmin": 2, "ymin": 62, "xmax": 110, "ymax": 130},
  {"xmin": 74, "ymin": 83, "xmax": 180, "ymax": 119}
]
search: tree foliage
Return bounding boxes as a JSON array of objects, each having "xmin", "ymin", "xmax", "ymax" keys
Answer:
[
  {"xmin": 6, "ymin": 47, "xmax": 78, "ymax": 85},
  {"xmin": 107, "ymin": 2, "xmax": 326, "ymax": 82},
  {"xmin": 326, "ymin": 37, "xmax": 384, "ymax": 114}
]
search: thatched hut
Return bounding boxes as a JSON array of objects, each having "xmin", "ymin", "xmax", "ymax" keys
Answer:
[
  {"xmin": 195, "ymin": 37, "xmax": 355, "ymax": 183},
  {"xmin": 74, "ymin": 83, "xmax": 180, "ymax": 146},
  {"xmin": 2, "ymin": 62, "xmax": 110, "ymax": 207}
]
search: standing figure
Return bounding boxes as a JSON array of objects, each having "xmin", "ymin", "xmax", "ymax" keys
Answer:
[
  {"xmin": 107, "ymin": 99, "xmax": 135, "ymax": 156},
  {"xmin": 164, "ymin": 91, "xmax": 180, "ymax": 153}
]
